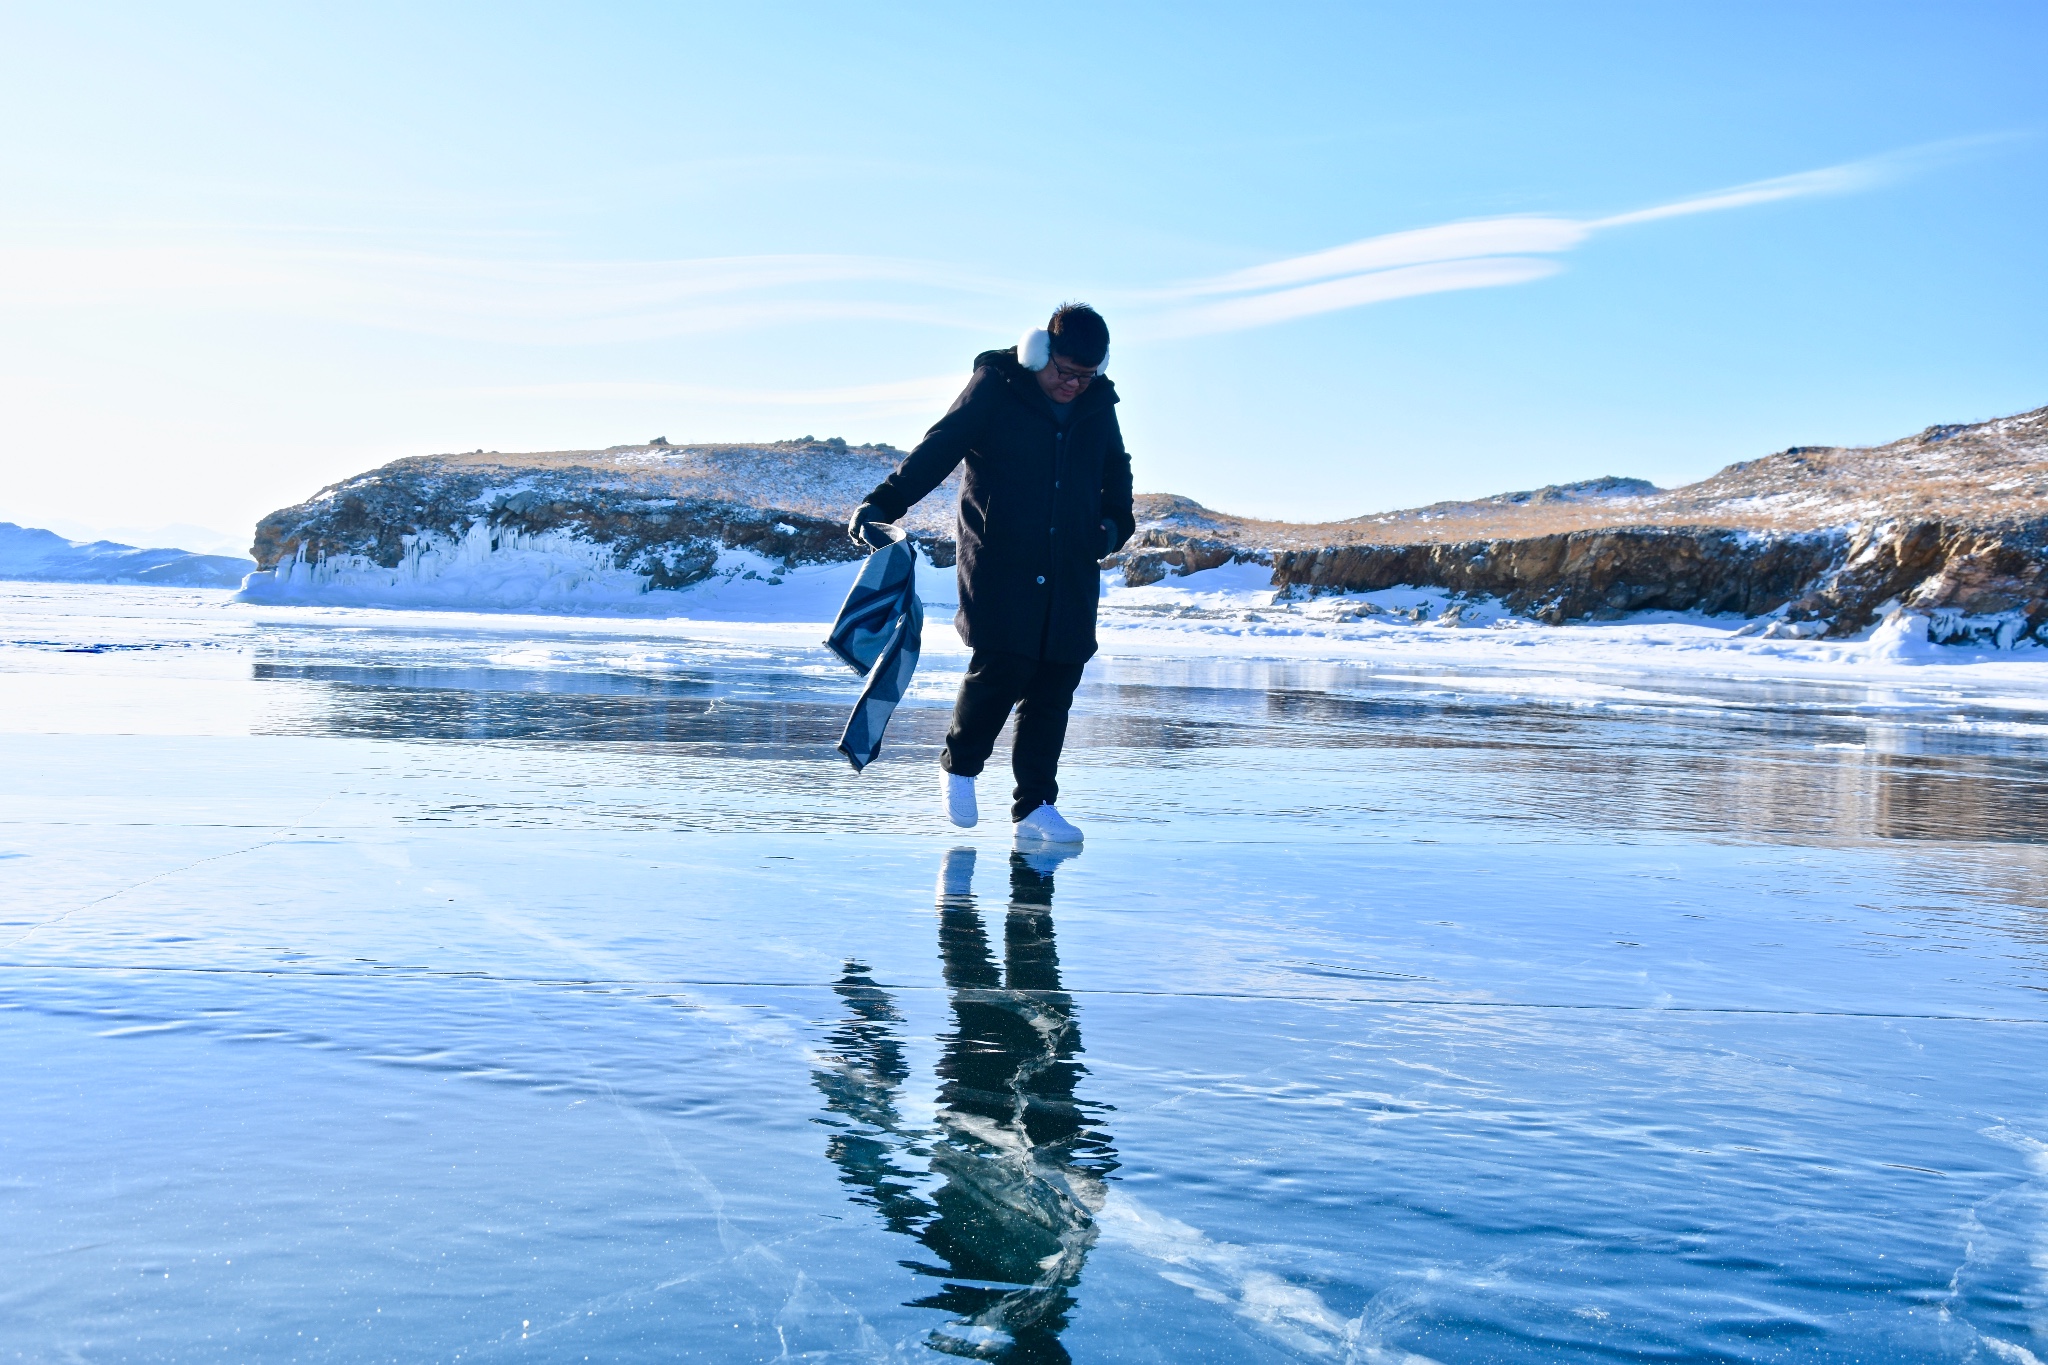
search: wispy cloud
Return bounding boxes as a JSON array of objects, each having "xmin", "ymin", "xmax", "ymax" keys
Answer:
[
  {"xmin": 1148, "ymin": 216, "xmax": 1592, "ymax": 300},
  {"xmin": 1142, "ymin": 145, "xmax": 1937, "ymax": 337},
  {"xmin": 0, "ymin": 246, "xmax": 1032, "ymax": 344},
  {"xmin": 1591, "ymin": 162, "xmax": 1884, "ymax": 229},
  {"xmin": 1154, "ymin": 256, "xmax": 1564, "ymax": 334},
  {"xmin": 465, "ymin": 374, "xmax": 963, "ymax": 417},
  {"xmin": 0, "ymin": 140, "xmax": 1978, "ymax": 355}
]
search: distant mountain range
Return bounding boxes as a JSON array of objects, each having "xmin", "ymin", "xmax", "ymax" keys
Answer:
[
  {"xmin": 0, "ymin": 523, "xmax": 254, "ymax": 588},
  {"xmin": 240, "ymin": 407, "xmax": 2048, "ymax": 646}
]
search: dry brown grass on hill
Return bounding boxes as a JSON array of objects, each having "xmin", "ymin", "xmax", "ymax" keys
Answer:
[
  {"xmin": 407, "ymin": 404, "xmax": 2048, "ymax": 551},
  {"xmin": 417, "ymin": 438, "xmax": 962, "ymax": 537},
  {"xmin": 1134, "ymin": 405, "xmax": 2048, "ymax": 547}
]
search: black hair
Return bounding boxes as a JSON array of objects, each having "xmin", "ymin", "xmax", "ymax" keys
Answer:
[{"xmin": 1047, "ymin": 302, "xmax": 1109, "ymax": 368}]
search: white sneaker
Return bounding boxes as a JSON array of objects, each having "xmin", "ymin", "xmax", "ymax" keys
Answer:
[
  {"xmin": 1017, "ymin": 845, "xmax": 1082, "ymax": 875},
  {"xmin": 936, "ymin": 846, "xmax": 976, "ymax": 900},
  {"xmin": 1014, "ymin": 803, "xmax": 1083, "ymax": 846},
  {"xmin": 943, "ymin": 772, "xmax": 978, "ymax": 828}
]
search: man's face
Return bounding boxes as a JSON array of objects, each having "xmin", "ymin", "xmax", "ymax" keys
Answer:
[{"xmin": 1036, "ymin": 352, "xmax": 1099, "ymax": 404}]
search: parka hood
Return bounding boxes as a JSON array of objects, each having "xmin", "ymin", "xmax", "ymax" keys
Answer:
[{"xmin": 972, "ymin": 347, "xmax": 1117, "ymax": 410}]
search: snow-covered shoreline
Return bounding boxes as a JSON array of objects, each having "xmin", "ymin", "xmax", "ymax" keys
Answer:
[
  {"xmin": 12, "ymin": 563, "xmax": 2048, "ymax": 695},
  {"xmin": 237, "ymin": 548, "xmax": 2047, "ymax": 673}
]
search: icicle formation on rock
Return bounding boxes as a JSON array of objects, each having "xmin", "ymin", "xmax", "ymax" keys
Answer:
[{"xmin": 239, "ymin": 439, "xmax": 960, "ymax": 612}]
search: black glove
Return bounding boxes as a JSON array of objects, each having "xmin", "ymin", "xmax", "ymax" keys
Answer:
[
  {"xmin": 847, "ymin": 502, "xmax": 888, "ymax": 549},
  {"xmin": 1100, "ymin": 519, "xmax": 1120, "ymax": 557}
]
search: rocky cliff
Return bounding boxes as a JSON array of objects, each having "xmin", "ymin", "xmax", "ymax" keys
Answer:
[
  {"xmin": 246, "ymin": 439, "xmax": 960, "ymax": 605},
  {"xmin": 1110, "ymin": 405, "xmax": 2048, "ymax": 645}
]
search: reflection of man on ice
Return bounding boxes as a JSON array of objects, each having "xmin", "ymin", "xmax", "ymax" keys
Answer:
[
  {"xmin": 849, "ymin": 304, "xmax": 1133, "ymax": 847},
  {"xmin": 811, "ymin": 845, "xmax": 1113, "ymax": 1359}
]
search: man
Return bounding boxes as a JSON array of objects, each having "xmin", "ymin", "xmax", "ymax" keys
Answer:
[{"xmin": 848, "ymin": 303, "xmax": 1134, "ymax": 846}]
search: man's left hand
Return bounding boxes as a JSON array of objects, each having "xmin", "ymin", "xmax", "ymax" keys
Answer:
[
  {"xmin": 848, "ymin": 503, "xmax": 889, "ymax": 549},
  {"xmin": 1100, "ymin": 519, "xmax": 1120, "ymax": 557}
]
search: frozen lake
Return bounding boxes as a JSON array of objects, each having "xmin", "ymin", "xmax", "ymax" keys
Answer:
[{"xmin": 4, "ymin": 584, "xmax": 2047, "ymax": 1363}]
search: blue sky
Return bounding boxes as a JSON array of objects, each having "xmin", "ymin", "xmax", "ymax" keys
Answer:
[{"xmin": 2, "ymin": 1, "xmax": 2043, "ymax": 547}]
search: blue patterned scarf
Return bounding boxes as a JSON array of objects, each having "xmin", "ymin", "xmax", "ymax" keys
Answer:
[{"xmin": 825, "ymin": 525, "xmax": 924, "ymax": 772}]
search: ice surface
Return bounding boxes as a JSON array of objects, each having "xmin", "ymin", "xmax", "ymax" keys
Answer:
[{"xmin": 4, "ymin": 583, "xmax": 2048, "ymax": 1362}]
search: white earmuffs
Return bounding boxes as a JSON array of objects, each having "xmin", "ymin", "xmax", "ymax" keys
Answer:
[
  {"xmin": 1016, "ymin": 327, "xmax": 1107, "ymax": 374},
  {"xmin": 1017, "ymin": 328, "xmax": 1051, "ymax": 371}
]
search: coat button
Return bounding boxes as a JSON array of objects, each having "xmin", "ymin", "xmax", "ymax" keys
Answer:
[{"xmin": 1036, "ymin": 576, "xmax": 1046, "ymax": 585}]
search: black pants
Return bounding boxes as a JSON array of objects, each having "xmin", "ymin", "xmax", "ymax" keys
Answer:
[{"xmin": 939, "ymin": 650, "xmax": 1086, "ymax": 821}]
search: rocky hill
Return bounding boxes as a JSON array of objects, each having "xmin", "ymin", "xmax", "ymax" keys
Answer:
[
  {"xmin": 248, "ymin": 438, "xmax": 959, "ymax": 601},
  {"xmin": 1111, "ymin": 406, "xmax": 2048, "ymax": 645},
  {"xmin": 244, "ymin": 407, "xmax": 2048, "ymax": 645}
]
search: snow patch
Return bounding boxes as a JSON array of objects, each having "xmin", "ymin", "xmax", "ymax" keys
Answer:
[
  {"xmin": 1104, "ymin": 564, "xmax": 1510, "ymax": 635},
  {"xmin": 1859, "ymin": 610, "xmax": 1942, "ymax": 664},
  {"xmin": 239, "ymin": 521, "xmax": 957, "ymax": 618}
]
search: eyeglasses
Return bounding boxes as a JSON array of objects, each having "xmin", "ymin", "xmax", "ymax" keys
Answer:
[{"xmin": 1049, "ymin": 357, "xmax": 1098, "ymax": 386}]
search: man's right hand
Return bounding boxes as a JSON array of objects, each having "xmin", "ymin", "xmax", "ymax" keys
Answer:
[{"xmin": 847, "ymin": 502, "xmax": 888, "ymax": 549}]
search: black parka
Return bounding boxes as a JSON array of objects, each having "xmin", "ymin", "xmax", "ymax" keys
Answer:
[{"xmin": 862, "ymin": 347, "xmax": 1135, "ymax": 662}]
